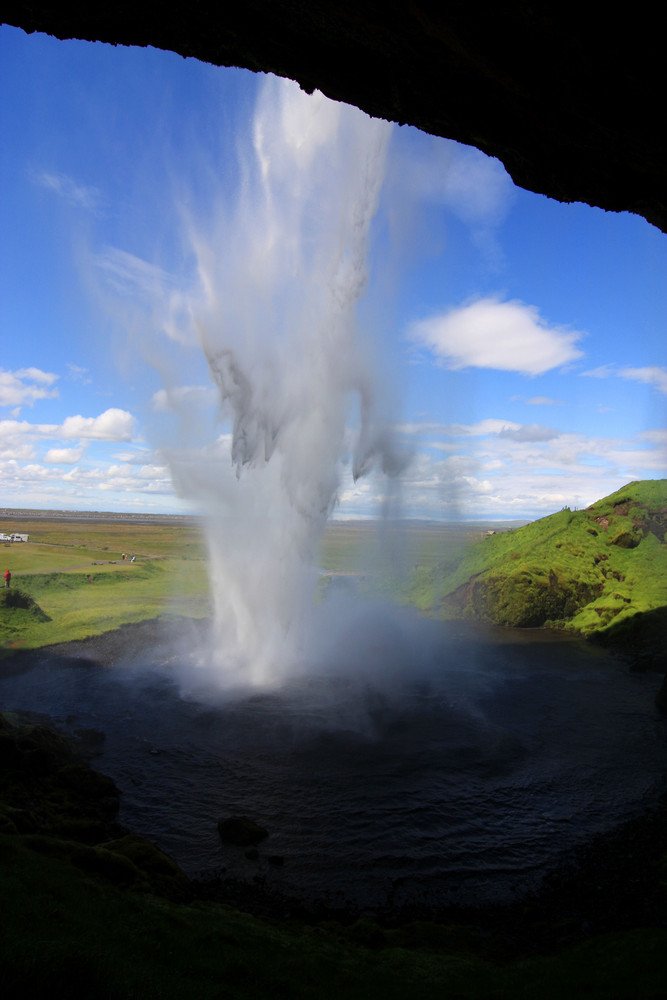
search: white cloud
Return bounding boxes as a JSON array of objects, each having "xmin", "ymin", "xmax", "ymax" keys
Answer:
[
  {"xmin": 31, "ymin": 169, "xmax": 103, "ymax": 212},
  {"xmin": 93, "ymin": 247, "xmax": 175, "ymax": 300},
  {"xmin": 66, "ymin": 363, "xmax": 92, "ymax": 384},
  {"xmin": 112, "ymin": 448, "xmax": 157, "ymax": 464},
  {"xmin": 581, "ymin": 364, "xmax": 616, "ymax": 379},
  {"xmin": 44, "ymin": 447, "xmax": 84, "ymax": 464},
  {"xmin": 582, "ymin": 364, "xmax": 667, "ymax": 395},
  {"xmin": 15, "ymin": 367, "xmax": 58, "ymax": 385},
  {"xmin": 0, "ymin": 368, "xmax": 59, "ymax": 408},
  {"xmin": 409, "ymin": 297, "xmax": 585, "ymax": 375},
  {"xmin": 60, "ymin": 408, "xmax": 137, "ymax": 441},
  {"xmin": 0, "ymin": 412, "xmax": 136, "ymax": 446},
  {"xmin": 619, "ymin": 366, "xmax": 667, "ymax": 395},
  {"xmin": 92, "ymin": 247, "xmax": 197, "ymax": 346},
  {"xmin": 498, "ymin": 423, "xmax": 560, "ymax": 443},
  {"xmin": 452, "ymin": 418, "xmax": 520, "ymax": 437},
  {"xmin": 151, "ymin": 385, "xmax": 218, "ymax": 412},
  {"xmin": 395, "ymin": 421, "xmax": 452, "ymax": 437},
  {"xmin": 61, "ymin": 461, "xmax": 173, "ymax": 495},
  {"xmin": 377, "ymin": 415, "xmax": 667, "ymax": 521},
  {"xmin": 0, "ymin": 420, "xmax": 43, "ymax": 460},
  {"xmin": 0, "ymin": 441, "xmax": 35, "ymax": 461},
  {"xmin": 396, "ymin": 418, "xmax": 559, "ymax": 441},
  {"xmin": 134, "ymin": 463, "xmax": 170, "ymax": 480},
  {"xmin": 639, "ymin": 429, "xmax": 667, "ymax": 445}
]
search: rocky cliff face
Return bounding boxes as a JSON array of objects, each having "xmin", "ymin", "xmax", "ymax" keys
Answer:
[{"xmin": 2, "ymin": 2, "xmax": 665, "ymax": 232}]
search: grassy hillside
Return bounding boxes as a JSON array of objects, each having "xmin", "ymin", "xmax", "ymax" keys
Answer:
[{"xmin": 409, "ymin": 480, "xmax": 667, "ymax": 649}]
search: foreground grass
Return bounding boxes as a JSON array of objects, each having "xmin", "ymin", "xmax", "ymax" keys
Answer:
[{"xmin": 2, "ymin": 834, "xmax": 666, "ymax": 1000}]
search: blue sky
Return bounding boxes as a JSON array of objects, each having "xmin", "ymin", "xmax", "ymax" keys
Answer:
[{"xmin": 1, "ymin": 25, "xmax": 665, "ymax": 521}]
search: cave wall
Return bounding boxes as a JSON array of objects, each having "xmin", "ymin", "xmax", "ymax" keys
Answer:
[{"xmin": 2, "ymin": 2, "xmax": 665, "ymax": 232}]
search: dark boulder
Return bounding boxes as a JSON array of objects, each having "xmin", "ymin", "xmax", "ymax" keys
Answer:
[{"xmin": 217, "ymin": 815, "xmax": 269, "ymax": 846}]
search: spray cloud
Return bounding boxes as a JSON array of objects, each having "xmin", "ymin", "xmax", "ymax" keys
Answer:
[{"xmin": 160, "ymin": 78, "xmax": 400, "ymax": 687}]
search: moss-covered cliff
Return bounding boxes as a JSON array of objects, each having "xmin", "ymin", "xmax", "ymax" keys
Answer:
[{"xmin": 411, "ymin": 480, "xmax": 667, "ymax": 663}]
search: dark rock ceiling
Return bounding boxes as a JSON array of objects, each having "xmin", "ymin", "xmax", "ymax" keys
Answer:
[{"xmin": 3, "ymin": 3, "xmax": 665, "ymax": 232}]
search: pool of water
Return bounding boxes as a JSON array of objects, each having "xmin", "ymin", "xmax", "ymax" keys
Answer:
[{"xmin": 1, "ymin": 615, "xmax": 665, "ymax": 911}]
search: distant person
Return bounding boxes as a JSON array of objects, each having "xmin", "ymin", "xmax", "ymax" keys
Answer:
[{"xmin": 4, "ymin": 569, "xmax": 10, "ymax": 588}]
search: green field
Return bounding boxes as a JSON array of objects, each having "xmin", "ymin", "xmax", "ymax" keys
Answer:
[
  {"xmin": 0, "ymin": 513, "xmax": 488, "ymax": 652},
  {"xmin": 2, "ymin": 481, "xmax": 665, "ymax": 657},
  {"xmin": 0, "ymin": 516, "xmax": 211, "ymax": 650}
]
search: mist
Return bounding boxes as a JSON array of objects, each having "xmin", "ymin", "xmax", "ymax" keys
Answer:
[{"xmin": 146, "ymin": 78, "xmax": 411, "ymax": 690}]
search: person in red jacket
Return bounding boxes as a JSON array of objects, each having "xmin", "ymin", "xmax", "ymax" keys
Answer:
[{"xmin": 4, "ymin": 569, "xmax": 11, "ymax": 588}]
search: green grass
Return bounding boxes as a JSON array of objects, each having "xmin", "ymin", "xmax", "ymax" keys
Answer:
[
  {"xmin": 4, "ymin": 515, "xmax": 466, "ymax": 651},
  {"xmin": 0, "ymin": 518, "xmax": 210, "ymax": 650},
  {"xmin": 409, "ymin": 480, "xmax": 667, "ymax": 639},
  {"xmin": 2, "ymin": 482, "xmax": 664, "ymax": 653},
  {"xmin": 2, "ymin": 833, "xmax": 666, "ymax": 999}
]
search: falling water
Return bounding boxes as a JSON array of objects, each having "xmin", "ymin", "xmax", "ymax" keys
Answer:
[{"xmin": 163, "ymin": 79, "xmax": 398, "ymax": 686}]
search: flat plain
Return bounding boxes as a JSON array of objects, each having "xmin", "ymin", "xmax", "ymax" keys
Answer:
[
  {"xmin": 0, "ymin": 512, "xmax": 496, "ymax": 651},
  {"xmin": 0, "ymin": 513, "xmax": 210, "ymax": 650}
]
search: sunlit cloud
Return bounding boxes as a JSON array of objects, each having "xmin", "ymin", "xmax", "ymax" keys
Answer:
[
  {"xmin": 409, "ymin": 297, "xmax": 585, "ymax": 375},
  {"xmin": 60, "ymin": 408, "xmax": 137, "ymax": 441},
  {"xmin": 0, "ymin": 367, "xmax": 59, "ymax": 408},
  {"xmin": 44, "ymin": 447, "xmax": 84, "ymax": 464}
]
